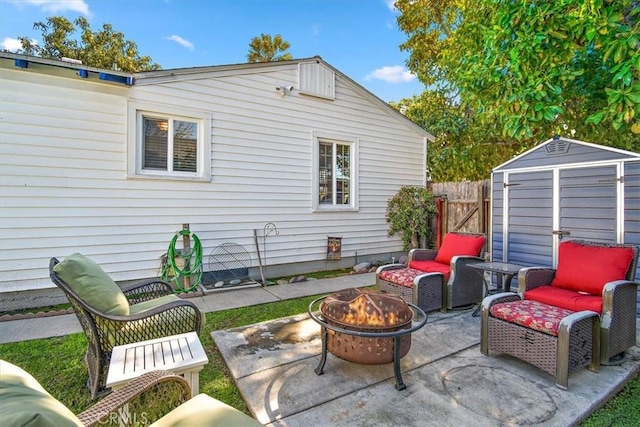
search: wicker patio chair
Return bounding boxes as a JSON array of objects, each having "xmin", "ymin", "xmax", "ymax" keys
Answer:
[
  {"xmin": 516, "ymin": 240, "xmax": 639, "ymax": 363},
  {"xmin": 1, "ymin": 360, "xmax": 263, "ymax": 426},
  {"xmin": 78, "ymin": 370, "xmax": 191, "ymax": 426},
  {"xmin": 49, "ymin": 255, "xmax": 203, "ymax": 399},
  {"xmin": 480, "ymin": 240, "xmax": 638, "ymax": 388},
  {"xmin": 79, "ymin": 371, "xmax": 263, "ymax": 426},
  {"xmin": 376, "ymin": 232, "xmax": 486, "ymax": 312}
]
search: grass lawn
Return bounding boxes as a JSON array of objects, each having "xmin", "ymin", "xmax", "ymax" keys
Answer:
[{"xmin": 0, "ymin": 293, "xmax": 638, "ymax": 426}]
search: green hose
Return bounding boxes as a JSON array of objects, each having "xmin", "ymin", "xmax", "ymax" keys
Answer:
[{"xmin": 162, "ymin": 229, "xmax": 203, "ymax": 293}]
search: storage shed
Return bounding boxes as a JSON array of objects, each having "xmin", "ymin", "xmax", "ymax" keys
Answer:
[{"xmin": 490, "ymin": 137, "xmax": 640, "ymax": 282}]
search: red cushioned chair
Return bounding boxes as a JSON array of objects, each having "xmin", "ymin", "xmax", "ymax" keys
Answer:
[
  {"xmin": 480, "ymin": 239, "xmax": 639, "ymax": 389},
  {"xmin": 376, "ymin": 232, "xmax": 486, "ymax": 312}
]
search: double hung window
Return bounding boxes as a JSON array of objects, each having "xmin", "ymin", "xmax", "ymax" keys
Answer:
[
  {"xmin": 128, "ymin": 102, "xmax": 211, "ymax": 181},
  {"xmin": 313, "ymin": 132, "xmax": 358, "ymax": 211}
]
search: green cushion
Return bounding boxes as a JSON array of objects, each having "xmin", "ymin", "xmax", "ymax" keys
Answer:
[
  {"xmin": 0, "ymin": 360, "xmax": 83, "ymax": 427},
  {"xmin": 150, "ymin": 393, "xmax": 263, "ymax": 427},
  {"xmin": 53, "ymin": 253, "xmax": 129, "ymax": 316}
]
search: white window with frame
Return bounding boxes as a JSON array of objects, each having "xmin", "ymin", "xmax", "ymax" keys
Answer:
[
  {"xmin": 127, "ymin": 102, "xmax": 211, "ymax": 181},
  {"xmin": 312, "ymin": 132, "xmax": 358, "ymax": 211}
]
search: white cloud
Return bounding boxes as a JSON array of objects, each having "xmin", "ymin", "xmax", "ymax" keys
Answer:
[
  {"xmin": 166, "ymin": 35, "xmax": 194, "ymax": 51},
  {"xmin": 1, "ymin": 37, "xmax": 25, "ymax": 52},
  {"xmin": 365, "ymin": 65, "xmax": 416, "ymax": 83},
  {"xmin": 384, "ymin": 0, "xmax": 397, "ymax": 12},
  {"xmin": 8, "ymin": 0, "xmax": 91, "ymax": 16}
]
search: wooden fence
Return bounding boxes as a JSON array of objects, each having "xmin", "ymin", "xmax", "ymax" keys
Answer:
[{"xmin": 429, "ymin": 180, "xmax": 490, "ymax": 246}]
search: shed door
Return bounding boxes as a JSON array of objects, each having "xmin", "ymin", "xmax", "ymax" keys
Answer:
[
  {"xmin": 505, "ymin": 171, "xmax": 553, "ymax": 266},
  {"xmin": 504, "ymin": 164, "xmax": 619, "ymax": 268},
  {"xmin": 556, "ymin": 165, "xmax": 618, "ymax": 242}
]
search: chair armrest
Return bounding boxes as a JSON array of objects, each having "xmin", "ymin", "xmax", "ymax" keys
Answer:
[
  {"xmin": 481, "ymin": 291, "xmax": 522, "ymax": 311},
  {"xmin": 517, "ymin": 266, "xmax": 555, "ymax": 293},
  {"xmin": 122, "ymin": 279, "xmax": 175, "ymax": 303},
  {"xmin": 600, "ymin": 279, "xmax": 638, "ymax": 360},
  {"xmin": 480, "ymin": 292, "xmax": 522, "ymax": 354},
  {"xmin": 107, "ymin": 298, "xmax": 200, "ymax": 323},
  {"xmin": 602, "ymin": 280, "xmax": 639, "ymax": 320},
  {"xmin": 449, "ymin": 256, "xmax": 485, "ymax": 292},
  {"xmin": 93, "ymin": 299, "xmax": 203, "ymax": 348},
  {"xmin": 450, "ymin": 255, "xmax": 484, "ymax": 268},
  {"xmin": 408, "ymin": 248, "xmax": 437, "ymax": 262},
  {"xmin": 77, "ymin": 371, "xmax": 191, "ymax": 427},
  {"xmin": 376, "ymin": 263, "xmax": 406, "ymax": 274}
]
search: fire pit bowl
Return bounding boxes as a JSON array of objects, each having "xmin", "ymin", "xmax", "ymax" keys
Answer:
[
  {"xmin": 320, "ymin": 288, "xmax": 414, "ymax": 364},
  {"xmin": 308, "ymin": 288, "xmax": 427, "ymax": 390}
]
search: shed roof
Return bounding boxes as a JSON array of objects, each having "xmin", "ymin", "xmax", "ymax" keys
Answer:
[{"xmin": 493, "ymin": 136, "xmax": 640, "ymax": 172}]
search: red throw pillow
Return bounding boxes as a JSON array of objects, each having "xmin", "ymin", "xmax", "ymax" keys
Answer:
[
  {"xmin": 434, "ymin": 233, "xmax": 485, "ymax": 265},
  {"xmin": 551, "ymin": 241, "xmax": 634, "ymax": 295}
]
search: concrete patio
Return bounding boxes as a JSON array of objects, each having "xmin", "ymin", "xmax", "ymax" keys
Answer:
[
  {"xmin": 1, "ymin": 271, "xmax": 639, "ymax": 426},
  {"xmin": 212, "ymin": 308, "xmax": 640, "ymax": 426}
]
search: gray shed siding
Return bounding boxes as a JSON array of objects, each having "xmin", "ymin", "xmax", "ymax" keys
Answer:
[
  {"xmin": 490, "ymin": 173, "xmax": 504, "ymax": 261},
  {"xmin": 558, "ymin": 165, "xmax": 618, "ymax": 242},
  {"xmin": 492, "ymin": 170, "xmax": 553, "ymax": 266},
  {"xmin": 491, "ymin": 137, "xmax": 640, "ymax": 283},
  {"xmin": 625, "ymin": 162, "xmax": 640, "ymax": 249}
]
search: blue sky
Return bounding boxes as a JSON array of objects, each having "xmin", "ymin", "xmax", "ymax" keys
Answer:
[{"xmin": 0, "ymin": 0, "xmax": 425, "ymax": 102}]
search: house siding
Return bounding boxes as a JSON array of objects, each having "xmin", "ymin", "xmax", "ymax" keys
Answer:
[{"xmin": 0, "ymin": 57, "xmax": 428, "ymax": 293}]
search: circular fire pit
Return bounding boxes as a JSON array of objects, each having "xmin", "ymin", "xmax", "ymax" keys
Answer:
[
  {"xmin": 321, "ymin": 288, "xmax": 414, "ymax": 364},
  {"xmin": 308, "ymin": 288, "xmax": 427, "ymax": 390}
]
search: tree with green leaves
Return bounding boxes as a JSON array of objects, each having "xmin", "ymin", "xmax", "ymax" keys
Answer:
[
  {"xmin": 391, "ymin": 90, "xmax": 533, "ymax": 182},
  {"xmin": 396, "ymin": 0, "xmax": 640, "ymax": 148},
  {"xmin": 17, "ymin": 16, "xmax": 160, "ymax": 72},
  {"xmin": 247, "ymin": 33, "xmax": 292, "ymax": 63},
  {"xmin": 386, "ymin": 186, "xmax": 437, "ymax": 251}
]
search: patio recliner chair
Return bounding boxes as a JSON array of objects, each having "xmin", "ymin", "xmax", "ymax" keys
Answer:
[
  {"xmin": 480, "ymin": 239, "xmax": 639, "ymax": 388},
  {"xmin": 376, "ymin": 232, "xmax": 486, "ymax": 312},
  {"xmin": 49, "ymin": 254, "xmax": 203, "ymax": 399},
  {"xmin": 0, "ymin": 360, "xmax": 262, "ymax": 426}
]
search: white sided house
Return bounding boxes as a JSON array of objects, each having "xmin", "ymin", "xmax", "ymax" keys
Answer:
[{"xmin": 0, "ymin": 52, "xmax": 432, "ymax": 307}]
